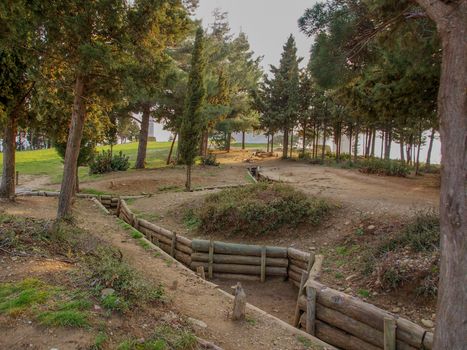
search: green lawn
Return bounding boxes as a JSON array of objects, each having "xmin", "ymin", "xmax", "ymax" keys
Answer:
[{"xmin": 0, "ymin": 141, "xmax": 266, "ymax": 184}]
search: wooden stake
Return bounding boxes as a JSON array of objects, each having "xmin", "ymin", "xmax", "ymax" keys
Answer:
[
  {"xmin": 232, "ymin": 282, "xmax": 246, "ymax": 321},
  {"xmin": 293, "ymin": 271, "xmax": 309, "ymax": 327},
  {"xmin": 384, "ymin": 317, "xmax": 396, "ymax": 350},
  {"xmin": 260, "ymin": 246, "xmax": 266, "ymax": 282},
  {"xmin": 306, "ymin": 286, "xmax": 317, "ymax": 335},
  {"xmin": 208, "ymin": 240, "xmax": 214, "ymax": 279},
  {"xmin": 196, "ymin": 266, "xmax": 206, "ymax": 280}
]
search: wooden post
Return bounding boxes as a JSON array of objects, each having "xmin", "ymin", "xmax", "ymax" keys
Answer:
[
  {"xmin": 15, "ymin": 171, "xmax": 19, "ymax": 186},
  {"xmin": 232, "ymin": 282, "xmax": 246, "ymax": 321},
  {"xmin": 293, "ymin": 271, "xmax": 309, "ymax": 327},
  {"xmin": 171, "ymin": 233, "xmax": 177, "ymax": 257},
  {"xmin": 307, "ymin": 252, "xmax": 315, "ymax": 273},
  {"xmin": 116, "ymin": 198, "xmax": 121, "ymax": 217},
  {"xmin": 309, "ymin": 254, "xmax": 324, "ymax": 281},
  {"xmin": 260, "ymin": 246, "xmax": 266, "ymax": 282},
  {"xmin": 197, "ymin": 266, "xmax": 206, "ymax": 280},
  {"xmin": 305, "ymin": 286, "xmax": 317, "ymax": 335},
  {"xmin": 208, "ymin": 240, "xmax": 214, "ymax": 279},
  {"xmin": 384, "ymin": 317, "xmax": 396, "ymax": 350}
]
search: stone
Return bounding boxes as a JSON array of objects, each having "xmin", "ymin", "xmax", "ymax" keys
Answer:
[
  {"xmin": 391, "ymin": 307, "xmax": 401, "ymax": 313},
  {"xmin": 101, "ymin": 288, "xmax": 115, "ymax": 298},
  {"xmin": 421, "ymin": 319, "xmax": 434, "ymax": 328},
  {"xmin": 187, "ymin": 317, "xmax": 207, "ymax": 329},
  {"xmin": 367, "ymin": 225, "xmax": 376, "ymax": 231}
]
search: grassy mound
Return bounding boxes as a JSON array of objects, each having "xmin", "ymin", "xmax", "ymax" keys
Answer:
[{"xmin": 185, "ymin": 183, "xmax": 329, "ymax": 236}]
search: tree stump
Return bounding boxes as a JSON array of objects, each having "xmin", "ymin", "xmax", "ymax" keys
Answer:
[{"xmin": 232, "ymin": 282, "xmax": 246, "ymax": 321}]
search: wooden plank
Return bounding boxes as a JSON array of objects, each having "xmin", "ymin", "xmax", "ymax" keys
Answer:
[
  {"xmin": 193, "ymin": 239, "xmax": 287, "ymax": 258},
  {"xmin": 191, "ymin": 252, "xmax": 288, "ymax": 267},
  {"xmin": 260, "ymin": 246, "xmax": 266, "ymax": 282},
  {"xmin": 384, "ymin": 318, "xmax": 396, "ymax": 350},
  {"xmin": 191, "ymin": 262, "xmax": 288, "ymax": 276},
  {"xmin": 293, "ymin": 271, "xmax": 309, "ymax": 327},
  {"xmin": 208, "ymin": 240, "xmax": 214, "ymax": 279},
  {"xmin": 306, "ymin": 286, "xmax": 317, "ymax": 335}
]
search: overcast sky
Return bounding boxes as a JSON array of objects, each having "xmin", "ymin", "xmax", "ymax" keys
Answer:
[{"xmin": 194, "ymin": 0, "xmax": 318, "ymax": 72}]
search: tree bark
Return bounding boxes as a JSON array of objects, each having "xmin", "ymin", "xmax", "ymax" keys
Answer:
[
  {"xmin": 135, "ymin": 103, "xmax": 150, "ymax": 169},
  {"xmin": 353, "ymin": 121, "xmax": 359, "ymax": 162},
  {"xmin": 413, "ymin": 2, "xmax": 467, "ymax": 348},
  {"xmin": 371, "ymin": 128, "xmax": 376, "ymax": 157},
  {"xmin": 57, "ymin": 75, "xmax": 86, "ymax": 220},
  {"xmin": 290, "ymin": 128, "xmax": 294, "ymax": 158},
  {"xmin": 167, "ymin": 133, "xmax": 177, "ymax": 165},
  {"xmin": 302, "ymin": 120, "xmax": 307, "ymax": 156},
  {"xmin": 241, "ymin": 131, "xmax": 245, "ymax": 150},
  {"xmin": 185, "ymin": 164, "xmax": 192, "ymax": 191},
  {"xmin": 0, "ymin": 113, "xmax": 17, "ymax": 199},
  {"xmin": 271, "ymin": 133, "xmax": 274, "ymax": 152},
  {"xmin": 75, "ymin": 167, "xmax": 80, "ymax": 193},
  {"xmin": 226, "ymin": 132, "xmax": 231, "ymax": 153},
  {"xmin": 321, "ymin": 122, "xmax": 326, "ymax": 161},
  {"xmin": 282, "ymin": 127, "xmax": 289, "ymax": 159},
  {"xmin": 425, "ymin": 128, "xmax": 435, "ymax": 168},
  {"xmin": 266, "ymin": 134, "xmax": 270, "ymax": 153}
]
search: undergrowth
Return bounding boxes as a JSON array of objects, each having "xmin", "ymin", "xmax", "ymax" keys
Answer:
[{"xmin": 184, "ymin": 182, "xmax": 329, "ymax": 236}]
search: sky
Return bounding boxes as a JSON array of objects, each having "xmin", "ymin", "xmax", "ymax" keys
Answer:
[{"xmin": 194, "ymin": 0, "xmax": 318, "ymax": 72}]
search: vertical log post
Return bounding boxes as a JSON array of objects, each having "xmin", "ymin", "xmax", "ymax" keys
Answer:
[
  {"xmin": 293, "ymin": 271, "xmax": 309, "ymax": 327},
  {"xmin": 116, "ymin": 198, "xmax": 121, "ymax": 217},
  {"xmin": 197, "ymin": 266, "xmax": 206, "ymax": 280},
  {"xmin": 260, "ymin": 246, "xmax": 266, "ymax": 282},
  {"xmin": 171, "ymin": 233, "xmax": 177, "ymax": 257},
  {"xmin": 208, "ymin": 240, "xmax": 214, "ymax": 279},
  {"xmin": 232, "ymin": 282, "xmax": 246, "ymax": 321},
  {"xmin": 307, "ymin": 252, "xmax": 315, "ymax": 273},
  {"xmin": 384, "ymin": 317, "xmax": 396, "ymax": 350},
  {"xmin": 305, "ymin": 285, "xmax": 317, "ymax": 335}
]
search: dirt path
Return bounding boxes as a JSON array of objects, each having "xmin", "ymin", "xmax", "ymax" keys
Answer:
[
  {"xmin": 259, "ymin": 160, "xmax": 439, "ymax": 215},
  {"xmin": 2, "ymin": 197, "xmax": 331, "ymax": 350}
]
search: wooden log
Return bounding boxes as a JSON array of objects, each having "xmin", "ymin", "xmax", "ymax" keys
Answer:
[
  {"xmin": 116, "ymin": 199, "xmax": 121, "ymax": 216},
  {"xmin": 208, "ymin": 240, "xmax": 214, "ymax": 279},
  {"xmin": 177, "ymin": 235, "xmax": 192, "ymax": 247},
  {"xmin": 306, "ymin": 286, "xmax": 317, "ymax": 335},
  {"xmin": 138, "ymin": 219, "xmax": 174, "ymax": 240},
  {"xmin": 288, "ymin": 269, "xmax": 302, "ymax": 283},
  {"xmin": 190, "ymin": 262, "xmax": 287, "ymax": 277},
  {"xmin": 315, "ymin": 320, "xmax": 381, "ymax": 350},
  {"xmin": 197, "ymin": 266, "xmax": 206, "ymax": 279},
  {"xmin": 192, "ymin": 239, "xmax": 287, "ymax": 258},
  {"xmin": 232, "ymin": 283, "xmax": 246, "ymax": 321},
  {"xmin": 308, "ymin": 254, "xmax": 324, "ymax": 281},
  {"xmin": 212, "ymin": 273, "xmax": 261, "ymax": 282},
  {"xmin": 384, "ymin": 317, "xmax": 396, "ymax": 350},
  {"xmin": 305, "ymin": 280, "xmax": 431, "ymax": 349},
  {"xmin": 260, "ymin": 246, "xmax": 266, "ymax": 282},
  {"xmin": 191, "ymin": 253, "xmax": 288, "ymax": 267},
  {"xmin": 174, "ymin": 251, "xmax": 191, "ymax": 266},
  {"xmin": 293, "ymin": 271, "xmax": 309, "ymax": 327},
  {"xmin": 288, "ymin": 263, "xmax": 307, "ymax": 275},
  {"xmin": 288, "ymin": 247, "xmax": 313, "ymax": 262},
  {"xmin": 171, "ymin": 233, "xmax": 177, "ymax": 257},
  {"xmin": 289, "ymin": 258, "xmax": 308, "ymax": 270}
]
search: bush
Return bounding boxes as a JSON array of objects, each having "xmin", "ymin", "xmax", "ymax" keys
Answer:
[
  {"xmin": 199, "ymin": 153, "xmax": 219, "ymax": 166},
  {"xmin": 189, "ymin": 183, "xmax": 329, "ymax": 236},
  {"xmin": 89, "ymin": 150, "xmax": 130, "ymax": 174},
  {"xmin": 358, "ymin": 158, "xmax": 410, "ymax": 177}
]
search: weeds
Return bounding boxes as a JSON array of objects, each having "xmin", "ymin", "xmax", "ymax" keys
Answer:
[
  {"xmin": 37, "ymin": 309, "xmax": 89, "ymax": 327},
  {"xmin": 0, "ymin": 279, "xmax": 50, "ymax": 316}
]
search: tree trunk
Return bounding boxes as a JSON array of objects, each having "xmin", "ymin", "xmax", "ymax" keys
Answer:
[
  {"xmin": 135, "ymin": 104, "xmax": 150, "ymax": 169},
  {"xmin": 415, "ymin": 129, "xmax": 422, "ymax": 175},
  {"xmin": 302, "ymin": 120, "xmax": 307, "ymax": 156},
  {"xmin": 321, "ymin": 123, "xmax": 326, "ymax": 161},
  {"xmin": 425, "ymin": 128, "xmax": 435, "ymax": 168},
  {"xmin": 266, "ymin": 134, "xmax": 270, "ymax": 153},
  {"xmin": 185, "ymin": 164, "xmax": 192, "ymax": 191},
  {"xmin": 0, "ymin": 113, "xmax": 17, "ymax": 199},
  {"xmin": 282, "ymin": 128, "xmax": 289, "ymax": 159},
  {"xmin": 427, "ymin": 13, "xmax": 467, "ymax": 349},
  {"xmin": 241, "ymin": 131, "xmax": 245, "ymax": 150},
  {"xmin": 353, "ymin": 121, "xmax": 359, "ymax": 162},
  {"xmin": 348, "ymin": 126, "xmax": 353, "ymax": 155},
  {"xmin": 371, "ymin": 128, "xmax": 376, "ymax": 157},
  {"xmin": 271, "ymin": 133, "xmax": 274, "ymax": 152},
  {"xmin": 290, "ymin": 128, "xmax": 294, "ymax": 158},
  {"xmin": 380, "ymin": 131, "xmax": 384, "ymax": 159},
  {"xmin": 167, "ymin": 133, "xmax": 177, "ymax": 165},
  {"xmin": 400, "ymin": 139, "xmax": 405, "ymax": 164},
  {"xmin": 75, "ymin": 167, "xmax": 80, "ymax": 193},
  {"xmin": 57, "ymin": 75, "xmax": 86, "ymax": 220},
  {"xmin": 226, "ymin": 132, "xmax": 231, "ymax": 153}
]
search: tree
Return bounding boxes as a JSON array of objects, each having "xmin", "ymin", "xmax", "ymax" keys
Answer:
[
  {"xmin": 179, "ymin": 27, "xmax": 206, "ymax": 191},
  {"xmin": 267, "ymin": 35, "xmax": 301, "ymax": 158}
]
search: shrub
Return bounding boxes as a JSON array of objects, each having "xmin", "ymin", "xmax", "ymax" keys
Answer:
[
  {"xmin": 189, "ymin": 183, "xmax": 329, "ymax": 236},
  {"xmin": 358, "ymin": 158, "xmax": 410, "ymax": 177},
  {"xmin": 89, "ymin": 150, "xmax": 130, "ymax": 174},
  {"xmin": 199, "ymin": 153, "xmax": 219, "ymax": 166}
]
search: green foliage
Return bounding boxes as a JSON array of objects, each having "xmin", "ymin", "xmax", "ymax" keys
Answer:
[
  {"xmin": 358, "ymin": 158, "xmax": 410, "ymax": 177},
  {"xmin": 89, "ymin": 150, "xmax": 130, "ymax": 175},
  {"xmin": 101, "ymin": 294, "xmax": 129, "ymax": 313},
  {"xmin": 190, "ymin": 183, "xmax": 329, "ymax": 236},
  {"xmin": 199, "ymin": 153, "xmax": 219, "ymax": 166},
  {"xmin": 0, "ymin": 279, "xmax": 50, "ymax": 315},
  {"xmin": 37, "ymin": 310, "xmax": 89, "ymax": 327},
  {"xmin": 85, "ymin": 247, "xmax": 164, "ymax": 306},
  {"xmin": 357, "ymin": 289, "xmax": 370, "ymax": 298},
  {"xmin": 117, "ymin": 325, "xmax": 197, "ymax": 350}
]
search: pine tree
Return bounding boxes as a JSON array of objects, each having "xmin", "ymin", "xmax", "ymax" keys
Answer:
[{"xmin": 179, "ymin": 27, "xmax": 206, "ymax": 191}]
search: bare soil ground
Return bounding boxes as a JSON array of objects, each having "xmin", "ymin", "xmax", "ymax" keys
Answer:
[{"xmin": 0, "ymin": 197, "xmax": 329, "ymax": 350}]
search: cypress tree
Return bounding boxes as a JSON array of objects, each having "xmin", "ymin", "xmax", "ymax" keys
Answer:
[{"xmin": 179, "ymin": 28, "xmax": 206, "ymax": 191}]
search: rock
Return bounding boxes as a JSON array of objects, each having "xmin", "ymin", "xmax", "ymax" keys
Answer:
[
  {"xmin": 392, "ymin": 307, "xmax": 401, "ymax": 313},
  {"xmin": 161, "ymin": 311, "xmax": 178, "ymax": 323},
  {"xmin": 101, "ymin": 288, "xmax": 115, "ymax": 298},
  {"xmin": 344, "ymin": 288, "xmax": 352, "ymax": 293},
  {"xmin": 421, "ymin": 319, "xmax": 434, "ymax": 328},
  {"xmin": 188, "ymin": 317, "xmax": 207, "ymax": 329},
  {"xmin": 345, "ymin": 274, "xmax": 357, "ymax": 281},
  {"xmin": 93, "ymin": 304, "xmax": 102, "ymax": 311},
  {"xmin": 367, "ymin": 225, "xmax": 376, "ymax": 231},
  {"xmin": 345, "ymin": 221, "xmax": 351, "ymax": 226}
]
